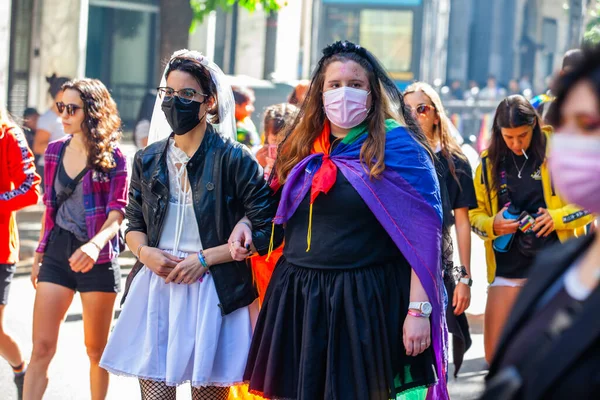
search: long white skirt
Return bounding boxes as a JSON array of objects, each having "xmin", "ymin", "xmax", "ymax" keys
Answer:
[{"xmin": 100, "ymin": 251, "xmax": 259, "ymax": 387}]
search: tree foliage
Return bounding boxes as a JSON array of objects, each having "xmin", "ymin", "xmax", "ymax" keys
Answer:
[
  {"xmin": 189, "ymin": 0, "xmax": 284, "ymax": 31},
  {"xmin": 585, "ymin": 0, "xmax": 600, "ymax": 44}
]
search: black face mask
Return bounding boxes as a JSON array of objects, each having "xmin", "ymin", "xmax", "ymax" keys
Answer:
[{"xmin": 161, "ymin": 96, "xmax": 204, "ymax": 136}]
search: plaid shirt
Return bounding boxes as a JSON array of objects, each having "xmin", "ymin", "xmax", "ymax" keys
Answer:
[{"xmin": 36, "ymin": 136, "xmax": 128, "ymax": 263}]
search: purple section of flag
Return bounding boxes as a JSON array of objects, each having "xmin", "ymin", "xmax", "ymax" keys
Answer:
[{"xmin": 273, "ymin": 126, "xmax": 448, "ymax": 399}]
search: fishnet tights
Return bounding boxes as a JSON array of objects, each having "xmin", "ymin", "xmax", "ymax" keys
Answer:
[
  {"xmin": 139, "ymin": 379, "xmax": 230, "ymax": 400},
  {"xmin": 191, "ymin": 386, "xmax": 230, "ymax": 400}
]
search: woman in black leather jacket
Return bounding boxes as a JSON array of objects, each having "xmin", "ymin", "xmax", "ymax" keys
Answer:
[{"xmin": 99, "ymin": 50, "xmax": 282, "ymax": 400}]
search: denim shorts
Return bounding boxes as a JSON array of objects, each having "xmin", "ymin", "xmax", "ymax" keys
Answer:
[
  {"xmin": 0, "ymin": 263, "xmax": 16, "ymax": 305},
  {"xmin": 38, "ymin": 227, "xmax": 121, "ymax": 293}
]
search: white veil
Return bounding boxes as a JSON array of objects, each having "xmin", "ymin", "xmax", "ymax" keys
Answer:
[{"xmin": 147, "ymin": 49, "xmax": 236, "ymax": 145}]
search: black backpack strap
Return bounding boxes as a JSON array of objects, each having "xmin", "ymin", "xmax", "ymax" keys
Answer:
[
  {"xmin": 481, "ymin": 156, "xmax": 493, "ymax": 211},
  {"xmin": 55, "ymin": 166, "xmax": 89, "ymax": 210}
]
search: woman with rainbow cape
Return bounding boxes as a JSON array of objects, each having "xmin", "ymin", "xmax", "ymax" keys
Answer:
[{"xmin": 242, "ymin": 41, "xmax": 448, "ymax": 400}]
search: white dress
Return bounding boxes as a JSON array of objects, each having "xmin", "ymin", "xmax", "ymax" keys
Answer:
[{"xmin": 100, "ymin": 139, "xmax": 258, "ymax": 387}]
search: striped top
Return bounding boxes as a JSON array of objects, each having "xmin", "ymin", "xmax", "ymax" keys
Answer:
[{"xmin": 0, "ymin": 123, "xmax": 41, "ymax": 263}]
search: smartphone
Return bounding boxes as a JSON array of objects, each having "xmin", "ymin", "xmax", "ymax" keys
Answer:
[{"xmin": 518, "ymin": 211, "xmax": 535, "ymax": 233}]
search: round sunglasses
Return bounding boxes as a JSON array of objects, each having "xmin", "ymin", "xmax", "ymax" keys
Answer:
[{"xmin": 56, "ymin": 102, "xmax": 82, "ymax": 116}]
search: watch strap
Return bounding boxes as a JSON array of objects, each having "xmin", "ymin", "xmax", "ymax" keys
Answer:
[
  {"xmin": 459, "ymin": 277, "xmax": 473, "ymax": 287},
  {"xmin": 408, "ymin": 309, "xmax": 428, "ymax": 318},
  {"xmin": 408, "ymin": 301, "xmax": 432, "ymax": 316}
]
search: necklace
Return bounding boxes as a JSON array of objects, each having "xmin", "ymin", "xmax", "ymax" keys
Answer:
[{"xmin": 511, "ymin": 153, "xmax": 528, "ymax": 179}]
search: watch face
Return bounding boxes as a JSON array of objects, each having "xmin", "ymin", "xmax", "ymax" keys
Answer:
[{"xmin": 422, "ymin": 302, "xmax": 432, "ymax": 314}]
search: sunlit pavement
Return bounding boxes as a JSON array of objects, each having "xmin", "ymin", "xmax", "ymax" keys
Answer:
[
  {"xmin": 0, "ymin": 232, "xmax": 488, "ymax": 399},
  {"xmin": 0, "ymin": 143, "xmax": 488, "ymax": 399}
]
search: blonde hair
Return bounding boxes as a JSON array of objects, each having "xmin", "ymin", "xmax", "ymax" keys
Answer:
[
  {"xmin": 0, "ymin": 106, "xmax": 17, "ymax": 127},
  {"xmin": 405, "ymin": 81, "xmax": 467, "ymax": 185}
]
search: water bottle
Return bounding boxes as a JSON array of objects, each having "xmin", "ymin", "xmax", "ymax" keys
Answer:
[{"xmin": 493, "ymin": 205, "xmax": 520, "ymax": 252}]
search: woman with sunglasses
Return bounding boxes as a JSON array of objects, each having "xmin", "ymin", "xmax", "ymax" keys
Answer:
[
  {"xmin": 469, "ymin": 95, "xmax": 594, "ymax": 365},
  {"xmin": 99, "ymin": 50, "xmax": 280, "ymax": 400},
  {"xmin": 404, "ymin": 82, "xmax": 477, "ymax": 376},
  {"xmin": 24, "ymin": 79, "xmax": 128, "ymax": 400}
]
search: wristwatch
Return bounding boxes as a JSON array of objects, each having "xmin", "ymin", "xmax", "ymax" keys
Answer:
[
  {"xmin": 459, "ymin": 277, "xmax": 473, "ymax": 287},
  {"xmin": 408, "ymin": 301, "xmax": 432, "ymax": 317}
]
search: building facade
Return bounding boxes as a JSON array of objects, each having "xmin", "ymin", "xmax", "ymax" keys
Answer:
[
  {"xmin": 2, "ymin": 0, "xmax": 588, "ymax": 129},
  {"xmin": 446, "ymin": 0, "xmax": 586, "ymax": 92},
  {"xmin": 4, "ymin": 0, "xmax": 160, "ymax": 129}
]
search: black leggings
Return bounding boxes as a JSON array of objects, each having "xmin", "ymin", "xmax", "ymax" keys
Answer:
[{"xmin": 139, "ymin": 379, "xmax": 230, "ymax": 400}]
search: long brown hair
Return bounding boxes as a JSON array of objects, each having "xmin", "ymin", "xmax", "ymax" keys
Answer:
[
  {"xmin": 404, "ymin": 81, "xmax": 468, "ymax": 186},
  {"xmin": 487, "ymin": 95, "xmax": 546, "ymax": 193},
  {"xmin": 276, "ymin": 41, "xmax": 428, "ymax": 183},
  {"xmin": 62, "ymin": 79, "xmax": 122, "ymax": 173}
]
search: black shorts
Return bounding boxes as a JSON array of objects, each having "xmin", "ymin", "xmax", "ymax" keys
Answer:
[
  {"xmin": 38, "ymin": 227, "xmax": 121, "ymax": 293},
  {"xmin": 0, "ymin": 263, "xmax": 16, "ymax": 305}
]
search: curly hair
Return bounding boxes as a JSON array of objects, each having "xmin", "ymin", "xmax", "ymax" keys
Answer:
[{"xmin": 61, "ymin": 79, "xmax": 122, "ymax": 173}]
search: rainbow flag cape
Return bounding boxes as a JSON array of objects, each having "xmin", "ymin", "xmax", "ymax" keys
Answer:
[{"xmin": 272, "ymin": 119, "xmax": 448, "ymax": 400}]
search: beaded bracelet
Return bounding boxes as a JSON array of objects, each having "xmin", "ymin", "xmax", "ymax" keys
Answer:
[{"xmin": 197, "ymin": 250, "xmax": 209, "ymax": 269}]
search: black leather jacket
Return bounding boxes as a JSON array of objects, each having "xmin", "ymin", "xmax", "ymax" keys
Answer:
[{"xmin": 123, "ymin": 126, "xmax": 283, "ymax": 315}]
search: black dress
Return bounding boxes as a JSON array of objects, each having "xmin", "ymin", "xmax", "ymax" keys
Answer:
[{"xmin": 244, "ymin": 170, "xmax": 437, "ymax": 400}]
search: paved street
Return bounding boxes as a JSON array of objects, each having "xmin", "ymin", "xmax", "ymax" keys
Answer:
[{"xmin": 2, "ymin": 198, "xmax": 489, "ymax": 399}]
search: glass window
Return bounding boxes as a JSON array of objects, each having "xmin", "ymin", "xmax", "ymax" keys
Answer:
[
  {"xmin": 323, "ymin": 7, "xmax": 414, "ymax": 77},
  {"xmin": 7, "ymin": 0, "xmax": 34, "ymax": 116},
  {"xmin": 90, "ymin": 0, "xmax": 158, "ymax": 6},
  {"xmin": 324, "ymin": 7, "xmax": 360, "ymax": 44},
  {"xmin": 359, "ymin": 10, "xmax": 413, "ymax": 73},
  {"xmin": 86, "ymin": 5, "xmax": 157, "ymax": 129}
]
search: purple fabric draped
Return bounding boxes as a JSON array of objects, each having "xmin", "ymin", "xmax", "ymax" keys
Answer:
[{"xmin": 274, "ymin": 124, "xmax": 448, "ymax": 399}]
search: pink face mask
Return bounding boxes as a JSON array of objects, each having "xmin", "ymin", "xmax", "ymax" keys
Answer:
[
  {"xmin": 549, "ymin": 133, "xmax": 600, "ymax": 214},
  {"xmin": 323, "ymin": 87, "xmax": 370, "ymax": 129}
]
